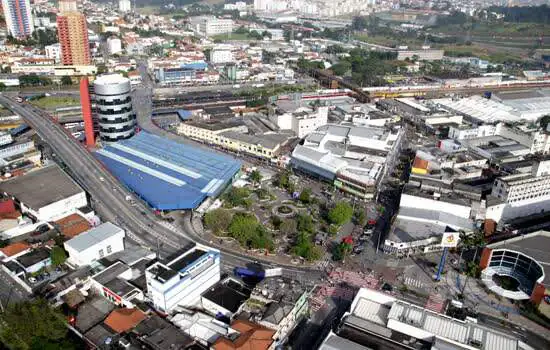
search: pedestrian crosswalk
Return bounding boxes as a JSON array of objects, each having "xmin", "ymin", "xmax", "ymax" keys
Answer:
[
  {"xmin": 404, "ymin": 276, "xmax": 425, "ymax": 289},
  {"xmin": 318, "ymin": 257, "xmax": 331, "ymax": 270}
]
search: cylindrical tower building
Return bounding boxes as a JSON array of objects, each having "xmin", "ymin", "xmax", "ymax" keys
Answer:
[{"xmin": 93, "ymin": 74, "xmax": 136, "ymax": 142}]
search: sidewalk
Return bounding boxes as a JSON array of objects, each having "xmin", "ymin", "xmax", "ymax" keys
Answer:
[{"xmin": 444, "ymin": 268, "xmax": 550, "ymax": 341}]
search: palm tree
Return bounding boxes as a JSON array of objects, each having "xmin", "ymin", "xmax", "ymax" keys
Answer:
[
  {"xmin": 249, "ymin": 170, "xmax": 262, "ymax": 186},
  {"xmin": 458, "ymin": 230, "xmax": 486, "ymax": 293}
]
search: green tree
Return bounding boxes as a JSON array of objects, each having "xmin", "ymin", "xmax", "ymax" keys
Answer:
[
  {"xmin": 228, "ymin": 213, "xmax": 258, "ymax": 245},
  {"xmin": 328, "ymin": 201, "xmax": 353, "ymax": 226},
  {"xmin": 60, "ymin": 76, "xmax": 72, "ymax": 86},
  {"xmin": 298, "ymin": 188, "xmax": 312, "ymax": 204},
  {"xmin": 249, "ymin": 170, "xmax": 262, "ymax": 185},
  {"xmin": 235, "ymin": 26, "xmax": 248, "ymax": 34},
  {"xmin": 352, "ymin": 16, "xmax": 369, "ymax": 31},
  {"xmin": 274, "ymin": 171, "xmax": 290, "ymax": 189},
  {"xmin": 279, "ymin": 219, "xmax": 297, "ymax": 235},
  {"xmin": 0, "ymin": 299, "xmax": 68, "ymax": 350},
  {"xmin": 96, "ymin": 64, "xmax": 108, "ymax": 74},
  {"xmin": 224, "ymin": 187, "xmax": 251, "ymax": 207},
  {"xmin": 332, "ymin": 242, "xmax": 352, "ymax": 261},
  {"xmin": 331, "ymin": 61, "xmax": 351, "ymax": 76},
  {"xmin": 50, "ymin": 246, "xmax": 67, "ymax": 267},
  {"xmin": 354, "ymin": 209, "xmax": 367, "ymax": 226},
  {"xmin": 292, "ymin": 232, "xmax": 322, "ymax": 261},
  {"xmin": 297, "ymin": 213, "xmax": 315, "ymax": 234},
  {"xmin": 248, "ymin": 225, "xmax": 274, "ymax": 251},
  {"xmin": 227, "ymin": 213, "xmax": 273, "ymax": 251},
  {"xmin": 204, "ymin": 209, "xmax": 233, "ymax": 234},
  {"xmin": 0, "ymin": 82, "xmax": 6, "ymax": 91}
]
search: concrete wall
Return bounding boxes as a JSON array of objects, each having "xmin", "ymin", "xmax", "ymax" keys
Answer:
[{"xmin": 400, "ymin": 193, "xmax": 472, "ymax": 219}]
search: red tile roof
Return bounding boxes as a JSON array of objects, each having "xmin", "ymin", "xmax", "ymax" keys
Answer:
[
  {"xmin": 412, "ymin": 157, "xmax": 429, "ymax": 170},
  {"xmin": 54, "ymin": 214, "xmax": 91, "ymax": 238},
  {"xmin": 213, "ymin": 320, "xmax": 274, "ymax": 350},
  {"xmin": 0, "ymin": 242, "xmax": 30, "ymax": 257},
  {"xmin": 104, "ymin": 308, "xmax": 146, "ymax": 334}
]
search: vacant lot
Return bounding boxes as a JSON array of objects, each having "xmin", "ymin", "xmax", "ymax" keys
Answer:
[{"xmin": 30, "ymin": 96, "xmax": 80, "ymax": 109}]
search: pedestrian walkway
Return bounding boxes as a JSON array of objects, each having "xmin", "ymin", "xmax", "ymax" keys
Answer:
[{"xmin": 404, "ymin": 276, "xmax": 426, "ymax": 289}]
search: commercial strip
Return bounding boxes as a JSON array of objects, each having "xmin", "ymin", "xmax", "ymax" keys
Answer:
[{"xmin": 292, "ymin": 124, "xmax": 402, "ymax": 199}]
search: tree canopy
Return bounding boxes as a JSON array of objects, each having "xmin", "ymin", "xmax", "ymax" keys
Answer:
[
  {"xmin": 227, "ymin": 213, "xmax": 273, "ymax": 251},
  {"xmin": 204, "ymin": 208, "xmax": 233, "ymax": 234},
  {"xmin": 298, "ymin": 188, "xmax": 312, "ymax": 204},
  {"xmin": 50, "ymin": 246, "xmax": 67, "ymax": 267},
  {"xmin": 332, "ymin": 241, "xmax": 352, "ymax": 261},
  {"xmin": 249, "ymin": 170, "xmax": 262, "ymax": 185},
  {"xmin": 296, "ymin": 213, "xmax": 315, "ymax": 234},
  {"xmin": 292, "ymin": 232, "xmax": 323, "ymax": 261},
  {"xmin": 0, "ymin": 299, "xmax": 69, "ymax": 350},
  {"xmin": 224, "ymin": 187, "xmax": 251, "ymax": 208},
  {"xmin": 328, "ymin": 202, "xmax": 354, "ymax": 226}
]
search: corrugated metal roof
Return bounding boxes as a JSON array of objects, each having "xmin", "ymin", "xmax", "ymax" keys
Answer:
[
  {"xmin": 177, "ymin": 110, "xmax": 192, "ymax": 120},
  {"xmin": 95, "ymin": 132, "xmax": 241, "ymax": 210}
]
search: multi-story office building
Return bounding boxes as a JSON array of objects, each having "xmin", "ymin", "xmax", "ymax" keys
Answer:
[
  {"xmin": 188, "ymin": 16, "xmax": 233, "ymax": 37},
  {"xmin": 2, "ymin": 0, "xmax": 34, "ymax": 38},
  {"xmin": 487, "ymin": 159, "xmax": 550, "ymax": 223},
  {"xmin": 57, "ymin": 10, "xmax": 91, "ymax": 65},
  {"xmin": 145, "ymin": 244, "xmax": 221, "ymax": 312},
  {"xmin": 93, "ymin": 74, "xmax": 136, "ymax": 142}
]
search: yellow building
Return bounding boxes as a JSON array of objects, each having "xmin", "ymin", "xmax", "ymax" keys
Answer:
[{"xmin": 177, "ymin": 121, "xmax": 288, "ymax": 159}]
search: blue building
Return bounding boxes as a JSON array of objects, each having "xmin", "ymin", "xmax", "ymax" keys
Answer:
[
  {"xmin": 154, "ymin": 62, "xmax": 209, "ymax": 85},
  {"xmin": 95, "ymin": 132, "xmax": 241, "ymax": 210}
]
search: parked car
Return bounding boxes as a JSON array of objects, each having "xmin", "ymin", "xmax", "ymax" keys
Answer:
[{"xmin": 36, "ymin": 224, "xmax": 50, "ymax": 234}]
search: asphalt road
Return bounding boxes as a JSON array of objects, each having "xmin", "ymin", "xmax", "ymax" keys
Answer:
[
  {"xmin": 0, "ymin": 95, "xmax": 185, "ymax": 254},
  {"xmin": 0, "ymin": 93, "xmax": 323, "ymax": 283}
]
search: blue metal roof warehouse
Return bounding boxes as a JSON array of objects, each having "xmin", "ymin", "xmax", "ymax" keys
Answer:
[{"xmin": 95, "ymin": 132, "xmax": 241, "ymax": 210}]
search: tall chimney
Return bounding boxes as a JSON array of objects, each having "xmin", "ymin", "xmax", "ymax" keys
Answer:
[{"xmin": 80, "ymin": 77, "xmax": 95, "ymax": 147}]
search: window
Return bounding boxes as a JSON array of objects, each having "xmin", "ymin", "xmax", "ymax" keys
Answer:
[
  {"xmin": 98, "ymin": 249, "xmax": 104, "ymax": 258},
  {"xmin": 107, "ymin": 245, "xmax": 112, "ymax": 254}
]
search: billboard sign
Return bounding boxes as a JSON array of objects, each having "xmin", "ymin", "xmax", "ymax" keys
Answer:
[{"xmin": 441, "ymin": 231, "xmax": 460, "ymax": 248}]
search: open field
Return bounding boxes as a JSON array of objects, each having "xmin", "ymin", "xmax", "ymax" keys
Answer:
[{"xmin": 29, "ymin": 96, "xmax": 80, "ymax": 109}]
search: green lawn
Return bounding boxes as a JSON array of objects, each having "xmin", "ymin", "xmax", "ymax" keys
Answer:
[{"xmin": 30, "ymin": 96, "xmax": 80, "ymax": 109}]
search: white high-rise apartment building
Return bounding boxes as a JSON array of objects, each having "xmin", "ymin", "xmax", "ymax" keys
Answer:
[
  {"xmin": 119, "ymin": 0, "xmax": 131, "ymax": 13},
  {"xmin": 2, "ymin": 0, "xmax": 34, "ymax": 38}
]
